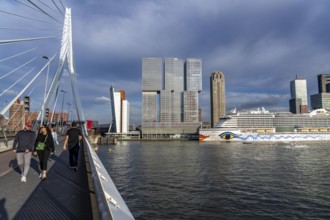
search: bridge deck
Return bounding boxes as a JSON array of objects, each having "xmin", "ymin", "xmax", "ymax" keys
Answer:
[{"xmin": 0, "ymin": 137, "xmax": 95, "ymax": 220}]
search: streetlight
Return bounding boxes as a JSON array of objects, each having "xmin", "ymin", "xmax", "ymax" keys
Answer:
[
  {"xmin": 41, "ymin": 56, "xmax": 50, "ymax": 124},
  {"xmin": 60, "ymin": 90, "xmax": 67, "ymax": 133}
]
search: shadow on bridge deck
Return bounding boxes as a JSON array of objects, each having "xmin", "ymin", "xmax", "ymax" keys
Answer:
[{"xmin": 0, "ymin": 137, "xmax": 96, "ymax": 220}]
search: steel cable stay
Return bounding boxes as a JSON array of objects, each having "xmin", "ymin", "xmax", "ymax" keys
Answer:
[
  {"xmin": 0, "ymin": 34, "xmax": 60, "ymax": 45},
  {"xmin": 0, "ymin": 47, "xmax": 37, "ymax": 62},
  {"xmin": 10, "ymin": 113, "xmax": 25, "ymax": 132},
  {"xmin": 0, "ymin": 68, "xmax": 35, "ymax": 97},
  {"xmin": 58, "ymin": 0, "xmax": 66, "ymax": 12},
  {"xmin": 0, "ymin": 9, "xmax": 54, "ymax": 24},
  {"xmin": 14, "ymin": 0, "xmax": 48, "ymax": 15},
  {"xmin": 0, "ymin": 57, "xmax": 37, "ymax": 80},
  {"xmin": 35, "ymin": 0, "xmax": 63, "ymax": 17},
  {"xmin": 0, "ymin": 60, "xmax": 49, "ymax": 116},
  {"xmin": 49, "ymin": 0, "xmax": 64, "ymax": 16},
  {"xmin": 26, "ymin": 0, "xmax": 62, "ymax": 24},
  {"xmin": 5, "ymin": 102, "xmax": 23, "ymax": 127},
  {"xmin": 0, "ymin": 27, "xmax": 57, "ymax": 31}
]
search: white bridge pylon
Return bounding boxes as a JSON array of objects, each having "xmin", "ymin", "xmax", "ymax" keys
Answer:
[{"xmin": 41, "ymin": 7, "xmax": 85, "ymax": 127}]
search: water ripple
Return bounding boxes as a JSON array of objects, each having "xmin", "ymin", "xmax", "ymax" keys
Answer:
[{"xmin": 97, "ymin": 141, "xmax": 330, "ymax": 219}]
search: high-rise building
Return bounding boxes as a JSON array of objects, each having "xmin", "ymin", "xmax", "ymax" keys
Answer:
[
  {"xmin": 311, "ymin": 74, "xmax": 330, "ymax": 110},
  {"xmin": 210, "ymin": 72, "xmax": 226, "ymax": 128},
  {"xmin": 289, "ymin": 76, "xmax": 308, "ymax": 113},
  {"xmin": 142, "ymin": 92, "xmax": 157, "ymax": 123},
  {"xmin": 141, "ymin": 57, "xmax": 202, "ymax": 138},
  {"xmin": 165, "ymin": 58, "xmax": 184, "ymax": 92},
  {"xmin": 183, "ymin": 91, "xmax": 199, "ymax": 122},
  {"xmin": 110, "ymin": 86, "xmax": 129, "ymax": 133},
  {"xmin": 318, "ymin": 74, "xmax": 330, "ymax": 93},
  {"xmin": 142, "ymin": 58, "xmax": 162, "ymax": 123},
  {"xmin": 142, "ymin": 57, "xmax": 162, "ymax": 91},
  {"xmin": 185, "ymin": 58, "xmax": 202, "ymax": 92},
  {"xmin": 310, "ymin": 93, "xmax": 330, "ymax": 110}
]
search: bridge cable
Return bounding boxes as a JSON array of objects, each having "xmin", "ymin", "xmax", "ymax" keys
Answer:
[
  {"xmin": 0, "ymin": 57, "xmax": 37, "ymax": 80},
  {"xmin": 0, "ymin": 60, "xmax": 49, "ymax": 116},
  {"xmin": 50, "ymin": 0, "xmax": 64, "ymax": 16},
  {"xmin": 58, "ymin": 0, "xmax": 66, "ymax": 12},
  {"xmin": 14, "ymin": 0, "xmax": 45, "ymax": 15},
  {"xmin": 36, "ymin": 0, "xmax": 62, "ymax": 16},
  {"xmin": 0, "ymin": 68, "xmax": 35, "ymax": 97},
  {"xmin": 0, "ymin": 9, "xmax": 53, "ymax": 23},
  {"xmin": 0, "ymin": 27, "xmax": 55, "ymax": 31},
  {"xmin": 6, "ymin": 103, "xmax": 23, "ymax": 126},
  {"xmin": 0, "ymin": 34, "xmax": 60, "ymax": 45},
  {"xmin": 26, "ymin": 0, "xmax": 61, "ymax": 24},
  {"xmin": 0, "ymin": 47, "xmax": 37, "ymax": 62}
]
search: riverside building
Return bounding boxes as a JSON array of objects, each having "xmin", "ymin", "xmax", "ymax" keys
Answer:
[
  {"xmin": 311, "ymin": 74, "xmax": 330, "ymax": 110},
  {"xmin": 141, "ymin": 57, "xmax": 202, "ymax": 139},
  {"xmin": 210, "ymin": 72, "xmax": 226, "ymax": 128},
  {"xmin": 289, "ymin": 76, "xmax": 308, "ymax": 114},
  {"xmin": 110, "ymin": 86, "xmax": 130, "ymax": 133}
]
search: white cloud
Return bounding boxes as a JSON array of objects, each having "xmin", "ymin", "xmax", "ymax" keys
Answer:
[{"xmin": 95, "ymin": 96, "xmax": 110, "ymax": 103}]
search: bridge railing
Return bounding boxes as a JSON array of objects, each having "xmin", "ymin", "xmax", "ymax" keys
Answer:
[{"xmin": 83, "ymin": 136, "xmax": 134, "ymax": 220}]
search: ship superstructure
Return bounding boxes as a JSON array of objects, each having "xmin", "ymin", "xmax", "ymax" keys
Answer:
[{"xmin": 200, "ymin": 108, "xmax": 330, "ymax": 142}]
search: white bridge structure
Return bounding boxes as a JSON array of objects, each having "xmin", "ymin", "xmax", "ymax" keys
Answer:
[{"xmin": 0, "ymin": 2, "xmax": 133, "ymax": 219}]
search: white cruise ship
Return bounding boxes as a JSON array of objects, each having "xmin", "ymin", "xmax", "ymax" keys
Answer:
[{"xmin": 199, "ymin": 108, "xmax": 330, "ymax": 142}]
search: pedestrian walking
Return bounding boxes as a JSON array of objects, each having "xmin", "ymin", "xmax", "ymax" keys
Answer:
[
  {"xmin": 63, "ymin": 121, "xmax": 82, "ymax": 171},
  {"xmin": 51, "ymin": 127, "xmax": 59, "ymax": 154},
  {"xmin": 12, "ymin": 121, "xmax": 35, "ymax": 182},
  {"xmin": 33, "ymin": 124, "xmax": 54, "ymax": 180}
]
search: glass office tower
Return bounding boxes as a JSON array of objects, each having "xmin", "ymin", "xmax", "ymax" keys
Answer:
[
  {"xmin": 142, "ymin": 57, "xmax": 202, "ymax": 133},
  {"xmin": 142, "ymin": 58, "xmax": 162, "ymax": 123},
  {"xmin": 185, "ymin": 58, "xmax": 202, "ymax": 92}
]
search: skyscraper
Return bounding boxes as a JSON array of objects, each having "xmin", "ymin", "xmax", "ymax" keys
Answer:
[
  {"xmin": 110, "ymin": 86, "xmax": 130, "ymax": 133},
  {"xmin": 164, "ymin": 58, "xmax": 184, "ymax": 92},
  {"xmin": 142, "ymin": 58, "xmax": 162, "ymax": 123},
  {"xmin": 185, "ymin": 58, "xmax": 202, "ymax": 92},
  {"xmin": 311, "ymin": 74, "xmax": 330, "ymax": 110},
  {"xmin": 141, "ymin": 57, "xmax": 202, "ymax": 137},
  {"xmin": 142, "ymin": 57, "xmax": 162, "ymax": 91},
  {"xmin": 210, "ymin": 72, "xmax": 226, "ymax": 128},
  {"xmin": 318, "ymin": 74, "xmax": 330, "ymax": 93},
  {"xmin": 289, "ymin": 76, "xmax": 308, "ymax": 113},
  {"xmin": 183, "ymin": 91, "xmax": 199, "ymax": 122}
]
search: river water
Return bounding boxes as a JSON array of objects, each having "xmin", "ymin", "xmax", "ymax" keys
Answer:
[{"xmin": 96, "ymin": 141, "xmax": 330, "ymax": 220}]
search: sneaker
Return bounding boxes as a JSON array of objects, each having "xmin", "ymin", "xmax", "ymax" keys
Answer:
[
  {"xmin": 74, "ymin": 167, "xmax": 78, "ymax": 172},
  {"xmin": 42, "ymin": 174, "xmax": 47, "ymax": 180},
  {"xmin": 39, "ymin": 173, "xmax": 42, "ymax": 178},
  {"xmin": 21, "ymin": 176, "xmax": 26, "ymax": 182}
]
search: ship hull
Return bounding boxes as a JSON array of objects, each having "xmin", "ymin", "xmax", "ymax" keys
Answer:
[{"xmin": 199, "ymin": 129, "xmax": 330, "ymax": 142}]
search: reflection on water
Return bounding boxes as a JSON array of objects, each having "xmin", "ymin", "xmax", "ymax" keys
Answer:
[{"xmin": 96, "ymin": 141, "xmax": 330, "ymax": 219}]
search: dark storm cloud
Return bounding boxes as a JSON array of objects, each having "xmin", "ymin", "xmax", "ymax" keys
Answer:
[
  {"xmin": 68, "ymin": 0, "xmax": 330, "ymax": 123},
  {"xmin": 2, "ymin": 0, "xmax": 330, "ymax": 123}
]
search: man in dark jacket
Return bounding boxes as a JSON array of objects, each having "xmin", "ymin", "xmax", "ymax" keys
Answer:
[
  {"xmin": 12, "ymin": 121, "xmax": 35, "ymax": 182},
  {"xmin": 63, "ymin": 121, "xmax": 82, "ymax": 171}
]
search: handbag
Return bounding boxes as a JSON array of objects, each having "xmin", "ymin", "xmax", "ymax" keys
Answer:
[{"xmin": 36, "ymin": 135, "xmax": 48, "ymax": 151}]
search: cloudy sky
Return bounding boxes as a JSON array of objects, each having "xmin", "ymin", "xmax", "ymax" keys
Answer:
[{"xmin": 1, "ymin": 0, "xmax": 330, "ymax": 124}]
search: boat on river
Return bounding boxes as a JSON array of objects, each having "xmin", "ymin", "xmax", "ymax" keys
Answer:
[{"xmin": 199, "ymin": 108, "xmax": 330, "ymax": 142}]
